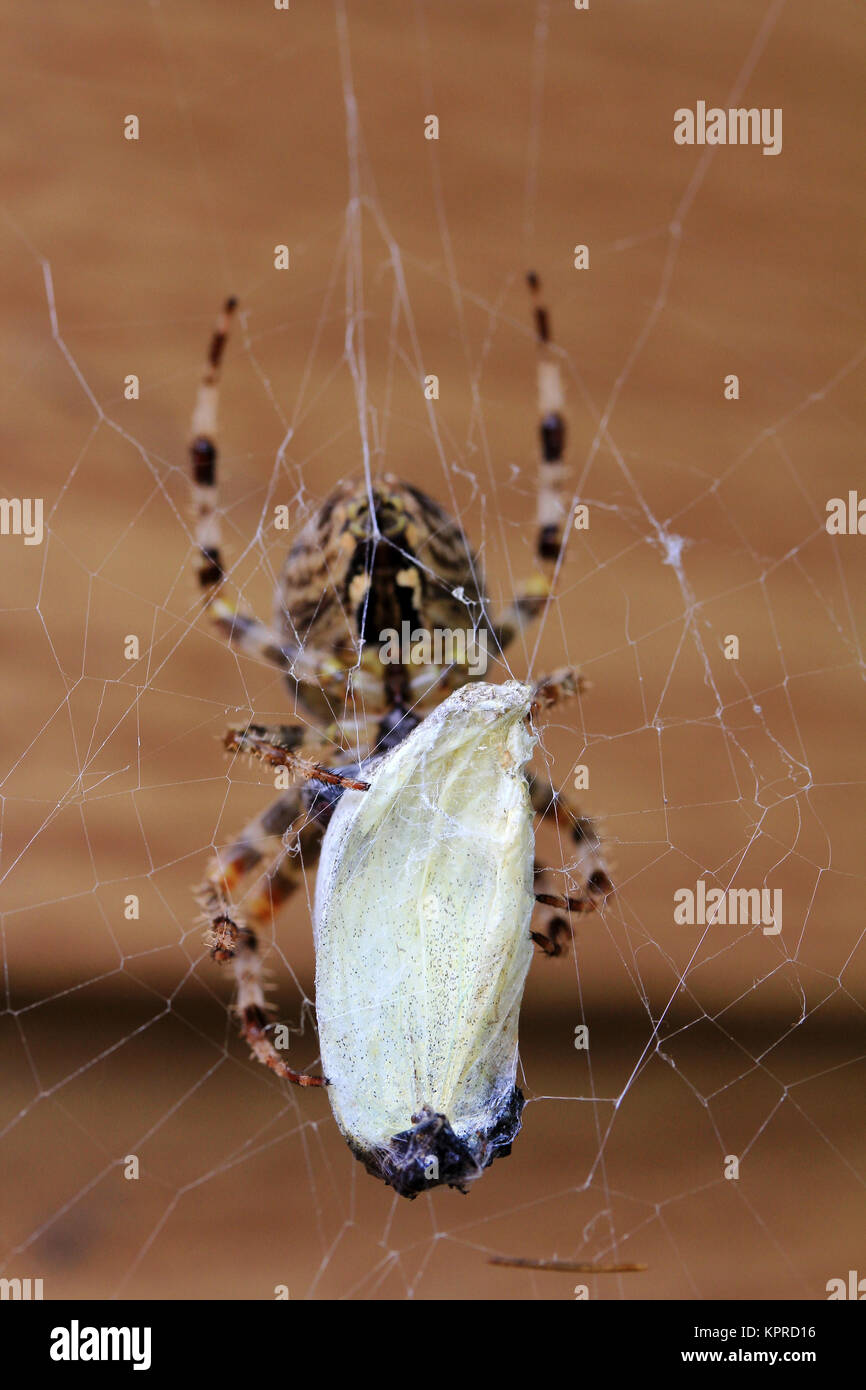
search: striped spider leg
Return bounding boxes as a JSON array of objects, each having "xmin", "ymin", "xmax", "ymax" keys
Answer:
[
  {"xmin": 199, "ymin": 738, "xmax": 366, "ymax": 1087},
  {"xmin": 526, "ymin": 666, "xmax": 614, "ymax": 954}
]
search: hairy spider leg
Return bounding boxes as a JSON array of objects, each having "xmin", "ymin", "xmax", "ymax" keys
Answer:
[
  {"xmin": 190, "ymin": 300, "xmax": 362, "ymax": 691},
  {"xmin": 223, "ymin": 722, "xmax": 369, "ymax": 791},
  {"xmin": 491, "ymin": 273, "xmax": 570, "ymax": 655},
  {"xmin": 201, "ymin": 725, "xmax": 369, "ymax": 1085},
  {"xmin": 188, "ymin": 299, "xmax": 306, "ymax": 672},
  {"xmin": 529, "ymin": 775, "xmax": 613, "ymax": 955},
  {"xmin": 199, "ymin": 787, "xmax": 331, "ymax": 1087},
  {"xmin": 526, "ymin": 667, "xmax": 613, "ymax": 954}
]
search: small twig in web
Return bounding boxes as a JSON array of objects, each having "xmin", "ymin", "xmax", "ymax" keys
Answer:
[{"xmin": 489, "ymin": 1255, "xmax": 647, "ymax": 1274}]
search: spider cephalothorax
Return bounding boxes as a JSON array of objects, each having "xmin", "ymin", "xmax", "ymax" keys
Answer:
[{"xmin": 189, "ymin": 279, "xmax": 613, "ymax": 1188}]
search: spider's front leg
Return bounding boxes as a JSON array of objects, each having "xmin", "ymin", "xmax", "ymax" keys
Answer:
[
  {"xmin": 187, "ymin": 298, "xmax": 295, "ymax": 672},
  {"xmin": 491, "ymin": 273, "xmax": 571, "ymax": 656},
  {"xmin": 188, "ymin": 299, "xmax": 337, "ymax": 679}
]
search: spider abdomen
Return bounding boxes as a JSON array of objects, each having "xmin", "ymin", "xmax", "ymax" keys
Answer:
[
  {"xmin": 313, "ymin": 680, "xmax": 537, "ymax": 1197},
  {"xmin": 276, "ymin": 475, "xmax": 490, "ymax": 721}
]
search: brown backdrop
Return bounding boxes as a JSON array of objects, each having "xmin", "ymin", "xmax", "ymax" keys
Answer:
[{"xmin": 0, "ymin": 0, "xmax": 863, "ymax": 1300}]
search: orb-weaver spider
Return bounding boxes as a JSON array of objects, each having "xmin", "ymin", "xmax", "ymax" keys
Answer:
[{"xmin": 190, "ymin": 276, "xmax": 612, "ymax": 1093}]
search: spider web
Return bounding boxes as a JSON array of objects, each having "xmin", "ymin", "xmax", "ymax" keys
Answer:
[{"xmin": 1, "ymin": 0, "xmax": 864, "ymax": 1300}]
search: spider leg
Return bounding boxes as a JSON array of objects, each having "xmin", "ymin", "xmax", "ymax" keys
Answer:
[
  {"xmin": 198, "ymin": 791, "xmax": 328, "ymax": 1087},
  {"xmin": 243, "ymin": 818, "xmax": 324, "ymax": 926},
  {"xmin": 531, "ymin": 863, "xmax": 574, "ymax": 958},
  {"xmin": 530, "ymin": 666, "xmax": 586, "ymax": 714},
  {"xmin": 200, "ymin": 789, "xmax": 302, "ymax": 960},
  {"xmin": 224, "ymin": 722, "xmax": 370, "ymax": 790},
  {"xmin": 188, "ymin": 298, "xmax": 294, "ymax": 673},
  {"xmin": 531, "ymin": 878, "xmax": 598, "ymax": 957},
  {"xmin": 526, "ymin": 271, "xmax": 570, "ymax": 565},
  {"xmin": 232, "ymin": 818, "xmax": 328, "ymax": 1087},
  {"xmin": 529, "ymin": 774, "xmax": 613, "ymax": 956},
  {"xmin": 492, "ymin": 272, "xmax": 570, "ymax": 654},
  {"xmin": 530, "ymin": 773, "xmax": 612, "ymax": 901}
]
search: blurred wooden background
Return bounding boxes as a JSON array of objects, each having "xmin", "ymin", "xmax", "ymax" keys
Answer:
[{"xmin": 0, "ymin": 0, "xmax": 863, "ymax": 1299}]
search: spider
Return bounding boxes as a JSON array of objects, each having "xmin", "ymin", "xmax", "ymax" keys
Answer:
[{"xmin": 190, "ymin": 274, "xmax": 612, "ymax": 1090}]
